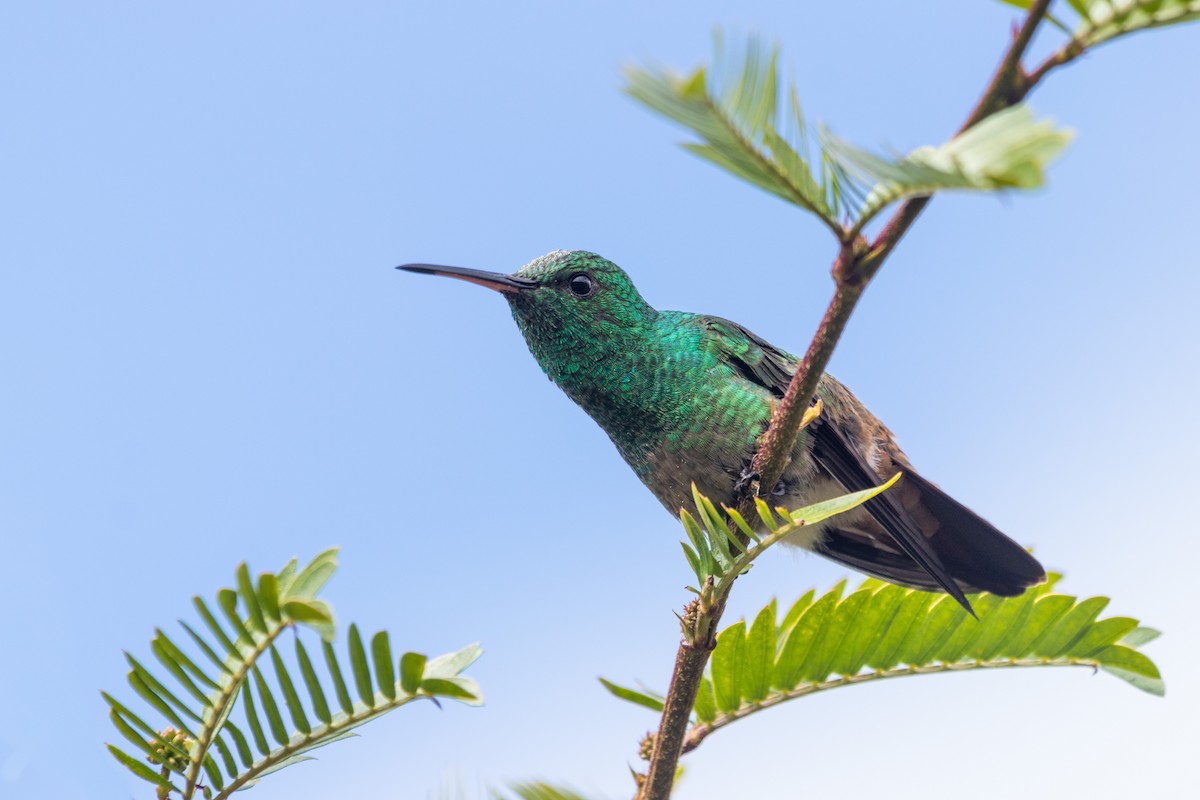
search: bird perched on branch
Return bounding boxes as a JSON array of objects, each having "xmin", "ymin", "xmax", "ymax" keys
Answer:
[{"xmin": 401, "ymin": 250, "xmax": 1045, "ymax": 612}]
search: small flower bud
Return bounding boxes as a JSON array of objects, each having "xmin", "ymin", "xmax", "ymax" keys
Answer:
[
  {"xmin": 638, "ymin": 732, "xmax": 655, "ymax": 761},
  {"xmin": 146, "ymin": 726, "xmax": 193, "ymax": 773}
]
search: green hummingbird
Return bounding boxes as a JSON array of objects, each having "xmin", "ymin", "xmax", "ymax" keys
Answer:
[{"xmin": 400, "ymin": 250, "xmax": 1045, "ymax": 611}]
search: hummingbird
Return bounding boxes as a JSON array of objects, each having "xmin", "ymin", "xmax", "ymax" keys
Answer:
[{"xmin": 400, "ymin": 250, "xmax": 1045, "ymax": 611}]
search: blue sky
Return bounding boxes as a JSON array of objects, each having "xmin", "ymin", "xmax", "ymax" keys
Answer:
[{"xmin": 2, "ymin": 2, "xmax": 1197, "ymax": 798}]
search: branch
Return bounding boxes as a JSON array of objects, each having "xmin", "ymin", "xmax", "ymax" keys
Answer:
[
  {"xmin": 640, "ymin": 595, "xmax": 726, "ymax": 799},
  {"xmin": 639, "ymin": 3, "xmax": 1058, "ymax": 797}
]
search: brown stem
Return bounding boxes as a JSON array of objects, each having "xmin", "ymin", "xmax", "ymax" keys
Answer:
[
  {"xmin": 640, "ymin": 620, "xmax": 717, "ymax": 798},
  {"xmin": 640, "ymin": 2, "xmax": 1065, "ymax": 796},
  {"xmin": 746, "ymin": 243, "xmax": 863, "ymax": 501}
]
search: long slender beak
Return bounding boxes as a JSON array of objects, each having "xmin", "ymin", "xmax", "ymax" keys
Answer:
[{"xmin": 397, "ymin": 263, "xmax": 536, "ymax": 295}]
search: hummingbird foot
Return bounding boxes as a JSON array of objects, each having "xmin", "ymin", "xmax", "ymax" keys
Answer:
[
  {"xmin": 734, "ymin": 466, "xmax": 760, "ymax": 494},
  {"xmin": 734, "ymin": 466, "xmax": 788, "ymax": 497}
]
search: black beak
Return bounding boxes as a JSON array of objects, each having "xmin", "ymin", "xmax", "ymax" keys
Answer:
[{"xmin": 397, "ymin": 263, "xmax": 536, "ymax": 295}]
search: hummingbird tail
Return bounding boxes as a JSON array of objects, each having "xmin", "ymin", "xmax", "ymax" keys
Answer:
[
  {"xmin": 814, "ymin": 469, "xmax": 1046, "ymax": 597},
  {"xmin": 900, "ymin": 469, "xmax": 1046, "ymax": 596}
]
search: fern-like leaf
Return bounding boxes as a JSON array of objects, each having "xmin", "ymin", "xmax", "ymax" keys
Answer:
[
  {"xmin": 623, "ymin": 33, "xmax": 845, "ymax": 235},
  {"xmin": 104, "ymin": 549, "xmax": 483, "ymax": 799},
  {"xmin": 680, "ymin": 475, "xmax": 900, "ymax": 588},
  {"xmin": 996, "ymin": 0, "xmax": 1200, "ymax": 46},
  {"xmin": 826, "ymin": 104, "xmax": 1072, "ymax": 235},
  {"xmin": 603, "ymin": 576, "xmax": 1162, "ymax": 753},
  {"xmin": 504, "ymin": 783, "xmax": 593, "ymax": 800},
  {"xmin": 1072, "ymin": 0, "xmax": 1200, "ymax": 45},
  {"xmin": 626, "ymin": 33, "xmax": 1074, "ymax": 239}
]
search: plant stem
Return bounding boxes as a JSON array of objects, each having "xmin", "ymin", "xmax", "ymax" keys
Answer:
[
  {"xmin": 681, "ymin": 656, "xmax": 1101, "ymax": 753},
  {"xmin": 638, "ymin": 3, "xmax": 1060, "ymax": 797},
  {"xmin": 639, "ymin": 602, "xmax": 719, "ymax": 799}
]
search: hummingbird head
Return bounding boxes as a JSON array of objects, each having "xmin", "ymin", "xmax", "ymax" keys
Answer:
[{"xmin": 399, "ymin": 250, "xmax": 658, "ymax": 398}]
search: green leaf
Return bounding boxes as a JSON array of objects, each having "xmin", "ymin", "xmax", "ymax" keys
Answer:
[
  {"xmin": 680, "ymin": 509, "xmax": 714, "ymax": 581},
  {"xmin": 105, "ymin": 551, "xmax": 485, "ymax": 797},
  {"xmin": 624, "ymin": 34, "xmax": 843, "ymax": 233},
  {"xmin": 785, "ymin": 473, "xmax": 901, "ymax": 528},
  {"xmin": 743, "ymin": 602, "xmax": 776, "ymax": 703},
  {"xmin": 420, "ymin": 677, "xmax": 479, "ymax": 702},
  {"xmin": 270, "ymin": 645, "xmax": 311, "ymax": 735},
  {"xmin": 323, "ymin": 639, "xmax": 355, "ymax": 716},
  {"xmin": 295, "ymin": 638, "xmax": 331, "ymax": 725},
  {"xmin": 154, "ymin": 629, "xmax": 219, "ymax": 690},
  {"xmin": 826, "ymin": 104, "xmax": 1072, "ymax": 232},
  {"xmin": 179, "ymin": 620, "xmax": 231, "ymax": 676},
  {"xmin": 237, "ymin": 562, "xmax": 268, "ymax": 635},
  {"xmin": 935, "ymin": 593, "xmax": 1001, "ymax": 664},
  {"xmin": 218, "ymin": 585, "xmax": 250, "ymax": 636},
  {"xmin": 372, "ymin": 631, "xmax": 397, "ymax": 701},
  {"xmin": 991, "ymin": 0, "xmax": 1073, "ymax": 32},
  {"xmin": 606, "ymin": 577, "xmax": 1164, "ymax": 753},
  {"xmin": 1031, "ymin": 596, "xmax": 1109, "ymax": 657},
  {"xmin": 107, "ymin": 744, "xmax": 177, "ymax": 789},
  {"xmin": 348, "ymin": 623, "xmax": 375, "ymax": 708},
  {"xmin": 192, "ymin": 596, "xmax": 239, "ymax": 660},
  {"xmin": 1073, "ymin": 0, "xmax": 1200, "ymax": 47},
  {"xmin": 969, "ymin": 585, "xmax": 1036, "ymax": 660},
  {"xmin": 681, "ymin": 541, "xmax": 703, "ymax": 582},
  {"xmin": 125, "ymin": 658, "xmax": 196, "ymax": 733},
  {"xmin": 508, "ymin": 782, "xmax": 591, "ymax": 800},
  {"xmin": 1096, "ymin": 644, "xmax": 1165, "ymax": 697},
  {"xmin": 599, "ymin": 677, "xmax": 666, "ymax": 713},
  {"xmin": 1121, "ymin": 626, "xmax": 1162, "ymax": 647},
  {"xmin": 753, "ymin": 497, "xmax": 779, "ymax": 533},
  {"xmin": 774, "ymin": 581, "xmax": 843, "ymax": 689},
  {"xmin": 252, "ymin": 665, "xmax": 290, "ymax": 746},
  {"xmin": 425, "ymin": 641, "xmax": 484, "ymax": 678},
  {"xmin": 257, "ymin": 573, "xmax": 281, "ymax": 622},
  {"xmin": 282, "ymin": 598, "xmax": 336, "ymax": 642},
  {"xmin": 224, "ymin": 721, "xmax": 254, "ymax": 768},
  {"xmin": 276, "ymin": 556, "xmax": 298, "ymax": 594},
  {"xmin": 1067, "ymin": 616, "xmax": 1139, "ymax": 657},
  {"xmin": 778, "ymin": 589, "xmax": 816, "ymax": 636},
  {"xmin": 903, "ymin": 596, "xmax": 971, "ymax": 667},
  {"xmin": 711, "ymin": 620, "xmax": 746, "ymax": 713},
  {"xmin": 287, "ymin": 547, "xmax": 339, "ymax": 600},
  {"xmin": 825, "ymin": 589, "xmax": 878, "ymax": 678},
  {"xmin": 400, "ymin": 652, "xmax": 427, "ymax": 695},
  {"xmin": 202, "ymin": 750, "xmax": 226, "ymax": 790},
  {"xmin": 150, "ymin": 635, "xmax": 210, "ymax": 704},
  {"xmin": 693, "ymin": 675, "xmax": 718, "ymax": 724},
  {"xmin": 1006, "ymin": 593, "xmax": 1074, "ymax": 657},
  {"xmin": 242, "ymin": 676, "xmax": 271, "ymax": 756}
]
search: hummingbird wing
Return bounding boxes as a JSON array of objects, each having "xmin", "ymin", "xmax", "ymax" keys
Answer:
[
  {"xmin": 805, "ymin": 412, "xmax": 974, "ymax": 610},
  {"xmin": 701, "ymin": 317, "xmax": 973, "ymax": 611}
]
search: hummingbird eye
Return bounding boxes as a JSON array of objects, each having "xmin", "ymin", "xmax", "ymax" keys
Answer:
[{"xmin": 567, "ymin": 273, "xmax": 595, "ymax": 298}]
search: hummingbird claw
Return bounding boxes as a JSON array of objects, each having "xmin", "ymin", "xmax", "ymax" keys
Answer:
[
  {"xmin": 734, "ymin": 467, "xmax": 787, "ymax": 496},
  {"xmin": 734, "ymin": 467, "xmax": 760, "ymax": 494}
]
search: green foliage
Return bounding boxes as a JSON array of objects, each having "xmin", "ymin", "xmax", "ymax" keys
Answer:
[
  {"xmin": 826, "ymin": 104, "xmax": 1072, "ymax": 237},
  {"xmin": 679, "ymin": 474, "xmax": 900, "ymax": 589},
  {"xmin": 1072, "ymin": 0, "xmax": 1200, "ymax": 45},
  {"xmin": 623, "ymin": 34, "xmax": 1071, "ymax": 238},
  {"xmin": 104, "ymin": 549, "xmax": 483, "ymax": 799},
  {"xmin": 603, "ymin": 575, "xmax": 1163, "ymax": 750},
  {"xmin": 623, "ymin": 33, "xmax": 847, "ymax": 235},
  {"xmin": 996, "ymin": 0, "xmax": 1200, "ymax": 47},
  {"xmin": 504, "ymin": 783, "xmax": 593, "ymax": 800}
]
